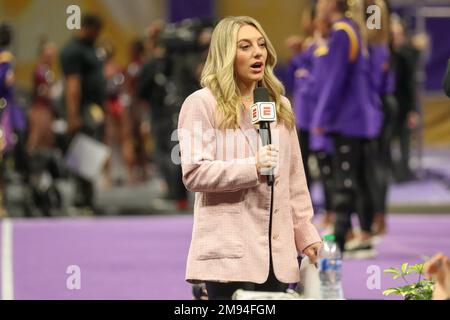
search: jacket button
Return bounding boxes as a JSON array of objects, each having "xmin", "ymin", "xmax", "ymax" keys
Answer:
[
  {"xmin": 273, "ymin": 234, "xmax": 279, "ymax": 240},
  {"xmin": 274, "ymin": 209, "xmax": 279, "ymax": 214}
]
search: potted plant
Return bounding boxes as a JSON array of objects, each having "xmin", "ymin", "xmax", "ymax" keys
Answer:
[{"xmin": 383, "ymin": 262, "xmax": 434, "ymax": 300}]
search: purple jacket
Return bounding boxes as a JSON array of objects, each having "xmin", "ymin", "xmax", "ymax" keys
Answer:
[
  {"xmin": 288, "ymin": 42, "xmax": 316, "ymax": 130},
  {"xmin": 371, "ymin": 44, "xmax": 396, "ymax": 95},
  {"xmin": 311, "ymin": 18, "xmax": 382, "ymax": 139},
  {"xmin": 382, "ymin": 69, "xmax": 396, "ymax": 95},
  {"xmin": 0, "ymin": 50, "xmax": 26, "ymax": 154},
  {"xmin": 308, "ymin": 44, "xmax": 335, "ymax": 153},
  {"xmin": 366, "ymin": 45, "xmax": 388, "ymax": 137}
]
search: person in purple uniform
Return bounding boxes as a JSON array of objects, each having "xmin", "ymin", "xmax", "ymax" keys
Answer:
[
  {"xmin": 0, "ymin": 23, "xmax": 28, "ymax": 216},
  {"xmin": 287, "ymin": 3, "xmax": 317, "ymax": 188},
  {"xmin": 288, "ymin": 6, "xmax": 336, "ymax": 233},
  {"xmin": 289, "ymin": 2, "xmax": 336, "ymax": 230},
  {"xmin": 0, "ymin": 24, "xmax": 27, "ymax": 156},
  {"xmin": 307, "ymin": 18, "xmax": 336, "ymax": 231},
  {"xmin": 0, "ymin": 23, "xmax": 13, "ymax": 216},
  {"xmin": 312, "ymin": 0, "xmax": 382, "ymax": 256}
]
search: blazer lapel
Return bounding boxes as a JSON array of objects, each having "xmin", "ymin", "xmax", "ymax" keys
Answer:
[{"xmin": 238, "ymin": 107, "xmax": 258, "ymax": 156}]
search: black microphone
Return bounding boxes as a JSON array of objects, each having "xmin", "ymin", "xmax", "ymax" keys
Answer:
[{"xmin": 252, "ymin": 87, "xmax": 277, "ymax": 186}]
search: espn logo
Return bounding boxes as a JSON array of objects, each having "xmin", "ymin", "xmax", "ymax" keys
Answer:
[{"xmin": 251, "ymin": 102, "xmax": 277, "ymax": 125}]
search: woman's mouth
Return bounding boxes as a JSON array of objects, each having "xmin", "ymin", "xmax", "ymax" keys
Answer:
[{"xmin": 250, "ymin": 62, "xmax": 264, "ymax": 73}]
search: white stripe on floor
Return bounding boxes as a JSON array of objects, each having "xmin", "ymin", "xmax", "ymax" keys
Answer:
[{"xmin": 1, "ymin": 219, "xmax": 14, "ymax": 300}]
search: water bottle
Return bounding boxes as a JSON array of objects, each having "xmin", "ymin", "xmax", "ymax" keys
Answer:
[{"xmin": 318, "ymin": 234, "xmax": 344, "ymax": 300}]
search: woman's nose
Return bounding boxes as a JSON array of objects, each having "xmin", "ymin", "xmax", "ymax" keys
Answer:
[{"xmin": 254, "ymin": 45, "xmax": 263, "ymax": 57}]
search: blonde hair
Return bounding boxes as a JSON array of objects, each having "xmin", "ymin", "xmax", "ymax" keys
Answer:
[{"xmin": 201, "ymin": 16, "xmax": 295, "ymax": 130}]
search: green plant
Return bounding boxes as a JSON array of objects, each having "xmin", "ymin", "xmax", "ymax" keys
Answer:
[{"xmin": 383, "ymin": 262, "xmax": 434, "ymax": 300}]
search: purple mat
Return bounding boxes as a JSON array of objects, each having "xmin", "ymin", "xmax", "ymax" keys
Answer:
[
  {"xmin": 11, "ymin": 216, "xmax": 193, "ymax": 300},
  {"xmin": 2, "ymin": 214, "xmax": 450, "ymax": 300},
  {"xmin": 389, "ymin": 181, "xmax": 450, "ymax": 205},
  {"xmin": 342, "ymin": 214, "xmax": 450, "ymax": 300}
]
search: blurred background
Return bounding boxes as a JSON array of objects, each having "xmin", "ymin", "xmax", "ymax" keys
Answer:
[{"xmin": 0, "ymin": 0, "xmax": 449, "ymax": 300}]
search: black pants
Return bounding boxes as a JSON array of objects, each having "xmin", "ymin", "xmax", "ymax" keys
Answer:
[
  {"xmin": 298, "ymin": 129, "xmax": 312, "ymax": 189},
  {"xmin": 377, "ymin": 94, "xmax": 398, "ymax": 214},
  {"xmin": 332, "ymin": 135, "xmax": 379, "ymax": 252},
  {"xmin": 393, "ymin": 113, "xmax": 413, "ymax": 181},
  {"xmin": 315, "ymin": 151, "xmax": 335, "ymax": 212},
  {"xmin": 205, "ymin": 262, "xmax": 289, "ymax": 300},
  {"xmin": 152, "ymin": 119, "xmax": 187, "ymax": 201}
]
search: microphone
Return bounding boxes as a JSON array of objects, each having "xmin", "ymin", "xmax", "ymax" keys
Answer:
[{"xmin": 251, "ymin": 87, "xmax": 277, "ymax": 186}]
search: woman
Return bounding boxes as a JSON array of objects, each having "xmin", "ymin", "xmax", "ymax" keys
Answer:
[
  {"xmin": 178, "ymin": 16, "xmax": 322, "ymax": 300},
  {"xmin": 102, "ymin": 41, "xmax": 135, "ymax": 185},
  {"xmin": 27, "ymin": 41, "xmax": 58, "ymax": 154}
]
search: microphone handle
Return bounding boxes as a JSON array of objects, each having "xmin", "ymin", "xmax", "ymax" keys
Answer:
[
  {"xmin": 259, "ymin": 122, "xmax": 274, "ymax": 187},
  {"xmin": 267, "ymin": 173, "xmax": 274, "ymax": 187}
]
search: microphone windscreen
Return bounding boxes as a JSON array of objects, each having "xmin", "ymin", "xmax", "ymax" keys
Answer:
[{"xmin": 253, "ymin": 87, "xmax": 270, "ymax": 103}]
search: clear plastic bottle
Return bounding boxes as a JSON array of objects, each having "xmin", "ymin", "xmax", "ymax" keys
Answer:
[{"xmin": 318, "ymin": 234, "xmax": 344, "ymax": 300}]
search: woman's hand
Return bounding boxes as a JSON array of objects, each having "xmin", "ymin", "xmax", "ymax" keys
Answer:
[
  {"xmin": 303, "ymin": 242, "xmax": 322, "ymax": 265},
  {"xmin": 407, "ymin": 111, "xmax": 420, "ymax": 130},
  {"xmin": 424, "ymin": 253, "xmax": 450, "ymax": 300},
  {"xmin": 256, "ymin": 144, "xmax": 278, "ymax": 174}
]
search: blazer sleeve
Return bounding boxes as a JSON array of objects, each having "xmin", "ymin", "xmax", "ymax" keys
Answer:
[
  {"xmin": 178, "ymin": 93, "xmax": 260, "ymax": 193},
  {"xmin": 285, "ymin": 99, "xmax": 322, "ymax": 252}
]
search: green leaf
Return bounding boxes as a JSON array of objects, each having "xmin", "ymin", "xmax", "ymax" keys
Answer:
[
  {"xmin": 401, "ymin": 263, "xmax": 409, "ymax": 274},
  {"xmin": 409, "ymin": 263, "xmax": 425, "ymax": 275},
  {"xmin": 397, "ymin": 284, "xmax": 415, "ymax": 294},
  {"xmin": 383, "ymin": 288, "xmax": 401, "ymax": 296},
  {"xmin": 384, "ymin": 268, "xmax": 400, "ymax": 276}
]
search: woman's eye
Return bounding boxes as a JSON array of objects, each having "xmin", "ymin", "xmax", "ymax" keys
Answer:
[
  {"xmin": 240, "ymin": 45, "xmax": 250, "ymax": 50},
  {"xmin": 259, "ymin": 43, "xmax": 266, "ymax": 47}
]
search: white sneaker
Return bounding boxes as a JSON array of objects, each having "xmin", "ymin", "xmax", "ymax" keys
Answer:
[{"xmin": 344, "ymin": 238, "xmax": 377, "ymax": 259}]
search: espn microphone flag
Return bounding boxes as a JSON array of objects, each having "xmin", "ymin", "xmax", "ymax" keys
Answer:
[
  {"xmin": 252, "ymin": 87, "xmax": 277, "ymax": 186},
  {"xmin": 251, "ymin": 102, "xmax": 277, "ymax": 125}
]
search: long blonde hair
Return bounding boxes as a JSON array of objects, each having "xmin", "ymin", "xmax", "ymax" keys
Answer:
[{"xmin": 201, "ymin": 16, "xmax": 295, "ymax": 130}]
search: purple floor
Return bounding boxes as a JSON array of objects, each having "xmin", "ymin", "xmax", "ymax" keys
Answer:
[{"xmin": 1, "ymin": 214, "xmax": 450, "ymax": 300}]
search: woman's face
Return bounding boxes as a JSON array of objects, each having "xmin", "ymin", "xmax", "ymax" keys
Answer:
[{"xmin": 234, "ymin": 24, "xmax": 268, "ymax": 87}]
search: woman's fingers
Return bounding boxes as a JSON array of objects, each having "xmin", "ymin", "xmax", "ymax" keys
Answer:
[{"xmin": 256, "ymin": 145, "xmax": 279, "ymax": 173}]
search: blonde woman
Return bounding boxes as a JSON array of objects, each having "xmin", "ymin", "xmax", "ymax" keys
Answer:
[{"xmin": 178, "ymin": 16, "xmax": 322, "ymax": 300}]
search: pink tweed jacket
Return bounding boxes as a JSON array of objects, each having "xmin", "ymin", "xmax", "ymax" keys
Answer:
[{"xmin": 178, "ymin": 87, "xmax": 322, "ymax": 284}]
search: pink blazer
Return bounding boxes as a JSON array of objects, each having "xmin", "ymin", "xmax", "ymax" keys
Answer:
[{"xmin": 178, "ymin": 88, "xmax": 322, "ymax": 284}]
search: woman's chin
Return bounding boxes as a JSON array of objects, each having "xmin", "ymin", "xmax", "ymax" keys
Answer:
[{"xmin": 249, "ymin": 74, "xmax": 264, "ymax": 82}]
